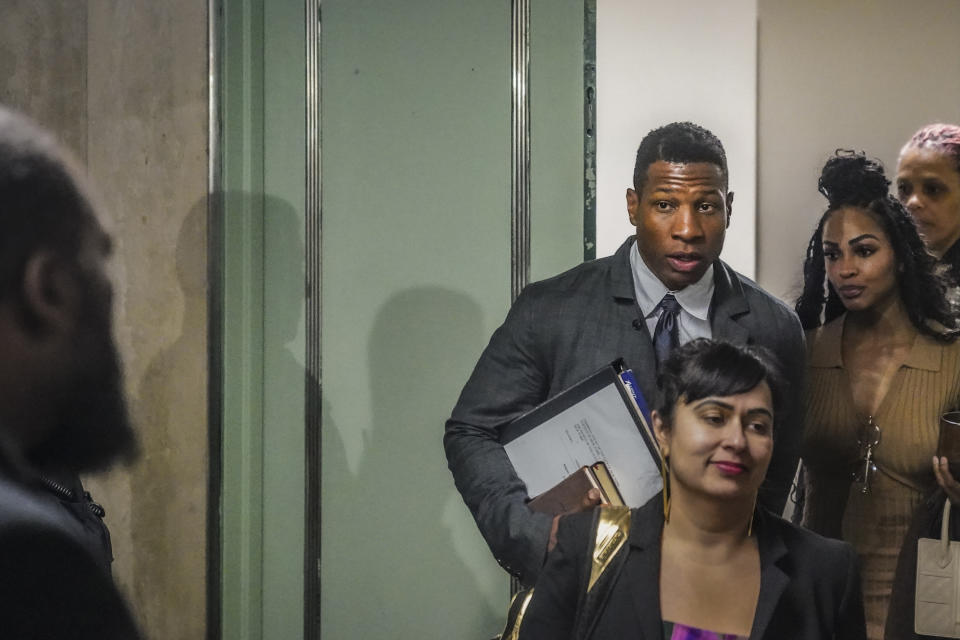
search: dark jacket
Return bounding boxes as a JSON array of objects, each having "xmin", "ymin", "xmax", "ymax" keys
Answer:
[
  {"xmin": 519, "ymin": 495, "xmax": 866, "ymax": 640},
  {"xmin": 0, "ymin": 447, "xmax": 140, "ymax": 639},
  {"xmin": 444, "ymin": 237, "xmax": 807, "ymax": 584}
]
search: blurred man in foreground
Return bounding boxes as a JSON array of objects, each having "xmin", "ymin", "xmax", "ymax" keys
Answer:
[{"xmin": 0, "ymin": 105, "xmax": 140, "ymax": 638}]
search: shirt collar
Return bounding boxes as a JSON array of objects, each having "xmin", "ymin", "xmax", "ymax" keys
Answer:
[
  {"xmin": 809, "ymin": 314, "xmax": 943, "ymax": 372},
  {"xmin": 630, "ymin": 242, "xmax": 714, "ymax": 321}
]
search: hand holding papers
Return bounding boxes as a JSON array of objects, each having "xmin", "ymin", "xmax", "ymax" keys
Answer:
[
  {"xmin": 527, "ymin": 461, "xmax": 625, "ymax": 514},
  {"xmin": 501, "ymin": 360, "xmax": 662, "ymax": 513}
]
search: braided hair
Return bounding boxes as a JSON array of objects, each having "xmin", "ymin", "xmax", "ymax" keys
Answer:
[
  {"xmin": 794, "ymin": 150, "xmax": 956, "ymax": 342},
  {"xmin": 902, "ymin": 123, "xmax": 960, "ymax": 175}
]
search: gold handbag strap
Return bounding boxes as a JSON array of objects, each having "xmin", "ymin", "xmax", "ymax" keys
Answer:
[
  {"xmin": 588, "ymin": 505, "xmax": 631, "ymax": 591},
  {"xmin": 500, "ymin": 506, "xmax": 633, "ymax": 639},
  {"xmin": 500, "ymin": 588, "xmax": 535, "ymax": 640}
]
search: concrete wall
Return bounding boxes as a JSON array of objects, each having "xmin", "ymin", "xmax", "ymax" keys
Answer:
[
  {"xmin": 0, "ymin": 2, "xmax": 87, "ymax": 159},
  {"xmin": 0, "ymin": 2, "xmax": 210, "ymax": 638},
  {"xmin": 757, "ymin": 0, "xmax": 960, "ymax": 299}
]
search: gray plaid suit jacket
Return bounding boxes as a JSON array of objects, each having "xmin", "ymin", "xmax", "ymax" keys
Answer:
[{"xmin": 444, "ymin": 237, "xmax": 806, "ymax": 585}]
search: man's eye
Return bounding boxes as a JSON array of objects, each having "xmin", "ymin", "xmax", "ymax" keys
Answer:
[
  {"xmin": 656, "ymin": 201, "xmax": 672, "ymax": 211},
  {"xmin": 698, "ymin": 203, "xmax": 716, "ymax": 213}
]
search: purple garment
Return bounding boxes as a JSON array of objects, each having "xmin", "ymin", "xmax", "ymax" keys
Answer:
[{"xmin": 664, "ymin": 620, "xmax": 749, "ymax": 640}]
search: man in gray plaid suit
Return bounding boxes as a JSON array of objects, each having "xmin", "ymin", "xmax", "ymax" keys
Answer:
[{"xmin": 444, "ymin": 122, "xmax": 805, "ymax": 586}]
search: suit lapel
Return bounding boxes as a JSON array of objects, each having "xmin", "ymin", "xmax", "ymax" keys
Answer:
[
  {"xmin": 611, "ymin": 251, "xmax": 756, "ymax": 402},
  {"xmin": 710, "ymin": 261, "xmax": 751, "ymax": 345},
  {"xmin": 624, "ymin": 498, "xmax": 664, "ymax": 640},
  {"xmin": 616, "ymin": 500, "xmax": 792, "ymax": 640},
  {"xmin": 609, "ymin": 238, "xmax": 659, "ymax": 401},
  {"xmin": 749, "ymin": 511, "xmax": 789, "ymax": 639}
]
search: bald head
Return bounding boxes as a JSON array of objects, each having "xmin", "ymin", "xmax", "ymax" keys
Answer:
[
  {"xmin": 0, "ymin": 105, "xmax": 135, "ymax": 472},
  {"xmin": 0, "ymin": 107, "xmax": 99, "ymax": 303}
]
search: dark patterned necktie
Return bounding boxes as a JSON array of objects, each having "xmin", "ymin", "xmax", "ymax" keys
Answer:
[{"xmin": 653, "ymin": 293, "xmax": 681, "ymax": 370}]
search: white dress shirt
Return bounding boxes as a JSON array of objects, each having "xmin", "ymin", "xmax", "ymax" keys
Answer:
[{"xmin": 630, "ymin": 242, "xmax": 714, "ymax": 343}]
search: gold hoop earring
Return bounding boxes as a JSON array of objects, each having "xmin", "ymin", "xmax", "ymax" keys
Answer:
[
  {"xmin": 747, "ymin": 492, "xmax": 758, "ymax": 536},
  {"xmin": 661, "ymin": 456, "xmax": 671, "ymax": 523}
]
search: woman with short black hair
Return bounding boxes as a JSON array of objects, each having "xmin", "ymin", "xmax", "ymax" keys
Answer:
[{"xmin": 518, "ymin": 339, "xmax": 866, "ymax": 640}]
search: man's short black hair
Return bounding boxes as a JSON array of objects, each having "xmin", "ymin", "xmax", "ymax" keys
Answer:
[
  {"xmin": 0, "ymin": 106, "xmax": 96, "ymax": 301},
  {"xmin": 632, "ymin": 122, "xmax": 728, "ymax": 193}
]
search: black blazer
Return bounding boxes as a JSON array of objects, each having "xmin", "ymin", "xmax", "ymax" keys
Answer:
[
  {"xmin": 445, "ymin": 237, "xmax": 807, "ymax": 584},
  {"xmin": 519, "ymin": 496, "xmax": 866, "ymax": 640}
]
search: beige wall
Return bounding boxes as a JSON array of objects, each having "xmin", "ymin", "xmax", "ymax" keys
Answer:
[
  {"xmin": 757, "ymin": 0, "xmax": 960, "ymax": 300},
  {"xmin": 0, "ymin": 2, "xmax": 87, "ymax": 160},
  {"xmin": 0, "ymin": 2, "xmax": 209, "ymax": 638},
  {"xmin": 596, "ymin": 0, "xmax": 759, "ymax": 279}
]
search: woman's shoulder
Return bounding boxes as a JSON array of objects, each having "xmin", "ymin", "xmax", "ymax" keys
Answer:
[
  {"xmin": 804, "ymin": 315, "xmax": 843, "ymax": 340},
  {"xmin": 555, "ymin": 509, "xmax": 599, "ymax": 546},
  {"xmin": 556, "ymin": 496, "xmax": 661, "ymax": 553},
  {"xmin": 912, "ymin": 323, "xmax": 960, "ymax": 370},
  {"xmin": 761, "ymin": 509, "xmax": 854, "ymax": 561},
  {"xmin": 805, "ymin": 315, "xmax": 845, "ymax": 366},
  {"xmin": 933, "ymin": 329, "xmax": 960, "ymax": 354}
]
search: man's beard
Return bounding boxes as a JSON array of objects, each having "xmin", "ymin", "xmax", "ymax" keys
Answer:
[{"xmin": 27, "ymin": 306, "xmax": 139, "ymax": 474}]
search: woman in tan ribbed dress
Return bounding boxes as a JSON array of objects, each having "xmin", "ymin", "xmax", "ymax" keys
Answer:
[{"xmin": 795, "ymin": 151, "xmax": 960, "ymax": 640}]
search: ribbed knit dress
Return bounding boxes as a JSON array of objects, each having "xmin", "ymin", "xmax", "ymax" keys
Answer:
[{"xmin": 801, "ymin": 315, "xmax": 960, "ymax": 640}]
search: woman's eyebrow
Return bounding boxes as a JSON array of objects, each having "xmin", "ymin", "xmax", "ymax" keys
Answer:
[
  {"xmin": 692, "ymin": 399, "xmax": 773, "ymax": 419},
  {"xmin": 691, "ymin": 398, "xmax": 733, "ymax": 411}
]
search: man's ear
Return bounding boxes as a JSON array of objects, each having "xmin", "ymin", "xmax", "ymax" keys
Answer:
[
  {"xmin": 20, "ymin": 250, "xmax": 79, "ymax": 336},
  {"xmin": 652, "ymin": 410, "xmax": 669, "ymax": 456},
  {"xmin": 725, "ymin": 191, "xmax": 734, "ymax": 228},
  {"xmin": 626, "ymin": 188, "xmax": 640, "ymax": 226}
]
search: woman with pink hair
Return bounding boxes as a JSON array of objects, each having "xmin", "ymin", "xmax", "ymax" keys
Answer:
[
  {"xmin": 897, "ymin": 124, "xmax": 960, "ymax": 300},
  {"xmin": 884, "ymin": 124, "xmax": 960, "ymax": 637}
]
